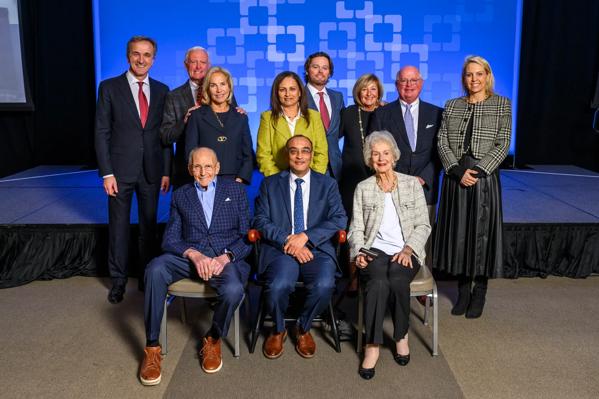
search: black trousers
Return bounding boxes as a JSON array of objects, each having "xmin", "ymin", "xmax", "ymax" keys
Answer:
[
  {"xmin": 108, "ymin": 174, "xmax": 160, "ymax": 286},
  {"xmin": 360, "ymin": 248, "xmax": 420, "ymax": 345}
]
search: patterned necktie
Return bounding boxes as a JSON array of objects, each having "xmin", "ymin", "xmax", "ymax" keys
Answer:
[
  {"xmin": 137, "ymin": 81, "xmax": 149, "ymax": 128},
  {"xmin": 195, "ymin": 84, "xmax": 203, "ymax": 106},
  {"xmin": 293, "ymin": 178, "xmax": 305, "ymax": 234},
  {"xmin": 404, "ymin": 103, "xmax": 416, "ymax": 151},
  {"xmin": 318, "ymin": 91, "xmax": 330, "ymax": 131}
]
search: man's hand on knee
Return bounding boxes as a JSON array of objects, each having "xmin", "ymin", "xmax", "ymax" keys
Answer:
[
  {"xmin": 284, "ymin": 232, "xmax": 309, "ymax": 256},
  {"xmin": 294, "ymin": 247, "xmax": 314, "ymax": 264},
  {"xmin": 211, "ymin": 254, "xmax": 229, "ymax": 276}
]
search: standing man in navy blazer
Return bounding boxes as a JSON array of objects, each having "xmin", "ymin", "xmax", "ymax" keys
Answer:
[
  {"xmin": 304, "ymin": 52, "xmax": 345, "ymax": 180},
  {"xmin": 369, "ymin": 66, "xmax": 442, "ymax": 267},
  {"xmin": 253, "ymin": 135, "xmax": 347, "ymax": 359},
  {"xmin": 95, "ymin": 36, "xmax": 171, "ymax": 304},
  {"xmin": 140, "ymin": 147, "xmax": 251, "ymax": 384}
]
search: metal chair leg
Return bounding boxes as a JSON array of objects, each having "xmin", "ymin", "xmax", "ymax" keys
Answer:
[
  {"xmin": 328, "ymin": 301, "xmax": 341, "ymax": 352},
  {"xmin": 356, "ymin": 287, "xmax": 364, "ymax": 353},
  {"xmin": 160, "ymin": 297, "xmax": 168, "ymax": 355},
  {"xmin": 250, "ymin": 289, "xmax": 265, "ymax": 353},
  {"xmin": 234, "ymin": 307, "xmax": 240, "ymax": 358},
  {"xmin": 432, "ymin": 283, "xmax": 438, "ymax": 356},
  {"xmin": 424, "ymin": 294, "xmax": 430, "ymax": 326}
]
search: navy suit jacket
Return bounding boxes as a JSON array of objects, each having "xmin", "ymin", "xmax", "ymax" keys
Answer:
[
  {"xmin": 370, "ymin": 99, "xmax": 443, "ymax": 204},
  {"xmin": 162, "ymin": 179, "xmax": 251, "ymax": 261},
  {"xmin": 307, "ymin": 87, "xmax": 345, "ymax": 180},
  {"xmin": 184, "ymin": 105, "xmax": 254, "ymax": 183},
  {"xmin": 95, "ymin": 73, "xmax": 170, "ymax": 183},
  {"xmin": 252, "ymin": 170, "xmax": 347, "ymax": 274}
]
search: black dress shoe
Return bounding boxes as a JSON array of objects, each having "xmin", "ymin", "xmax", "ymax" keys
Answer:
[
  {"xmin": 108, "ymin": 284, "xmax": 125, "ymax": 304},
  {"xmin": 393, "ymin": 352, "xmax": 410, "ymax": 366},
  {"xmin": 358, "ymin": 366, "xmax": 375, "ymax": 380}
]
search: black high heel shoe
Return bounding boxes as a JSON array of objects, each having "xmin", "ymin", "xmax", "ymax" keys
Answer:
[
  {"xmin": 358, "ymin": 366, "xmax": 375, "ymax": 380},
  {"xmin": 393, "ymin": 352, "xmax": 410, "ymax": 366}
]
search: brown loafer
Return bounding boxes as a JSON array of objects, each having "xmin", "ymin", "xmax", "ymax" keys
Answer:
[
  {"xmin": 139, "ymin": 346, "xmax": 162, "ymax": 386},
  {"xmin": 200, "ymin": 337, "xmax": 222, "ymax": 373},
  {"xmin": 263, "ymin": 330, "xmax": 287, "ymax": 359},
  {"xmin": 296, "ymin": 330, "xmax": 316, "ymax": 358}
]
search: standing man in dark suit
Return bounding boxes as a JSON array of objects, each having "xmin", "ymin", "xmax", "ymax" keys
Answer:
[
  {"xmin": 160, "ymin": 46, "xmax": 210, "ymax": 188},
  {"xmin": 304, "ymin": 52, "xmax": 345, "ymax": 180},
  {"xmin": 369, "ymin": 65, "xmax": 442, "ymax": 268},
  {"xmin": 139, "ymin": 147, "xmax": 251, "ymax": 384},
  {"xmin": 253, "ymin": 135, "xmax": 347, "ymax": 360},
  {"xmin": 95, "ymin": 36, "xmax": 171, "ymax": 304}
]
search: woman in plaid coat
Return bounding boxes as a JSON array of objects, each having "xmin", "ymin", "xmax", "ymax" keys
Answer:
[{"xmin": 433, "ymin": 55, "xmax": 512, "ymax": 319}]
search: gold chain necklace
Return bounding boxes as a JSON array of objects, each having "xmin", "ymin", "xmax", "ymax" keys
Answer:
[
  {"xmin": 358, "ymin": 108, "xmax": 365, "ymax": 144},
  {"xmin": 213, "ymin": 109, "xmax": 225, "ymax": 128}
]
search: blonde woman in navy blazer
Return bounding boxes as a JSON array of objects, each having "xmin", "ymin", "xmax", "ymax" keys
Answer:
[{"xmin": 184, "ymin": 67, "xmax": 254, "ymax": 183}]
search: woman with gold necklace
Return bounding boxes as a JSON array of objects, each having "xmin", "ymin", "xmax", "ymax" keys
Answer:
[
  {"xmin": 348, "ymin": 131, "xmax": 431, "ymax": 379},
  {"xmin": 185, "ymin": 66, "xmax": 254, "ymax": 183},
  {"xmin": 434, "ymin": 55, "xmax": 512, "ymax": 318}
]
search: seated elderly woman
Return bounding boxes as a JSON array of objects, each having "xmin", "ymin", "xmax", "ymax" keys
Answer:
[{"xmin": 348, "ymin": 130, "xmax": 431, "ymax": 380}]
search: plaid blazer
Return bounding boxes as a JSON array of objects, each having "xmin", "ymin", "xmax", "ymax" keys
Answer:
[
  {"xmin": 437, "ymin": 94, "xmax": 511, "ymax": 174},
  {"xmin": 348, "ymin": 173, "xmax": 431, "ymax": 264}
]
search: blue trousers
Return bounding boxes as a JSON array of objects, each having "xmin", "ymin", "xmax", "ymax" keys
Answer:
[
  {"xmin": 261, "ymin": 251, "xmax": 336, "ymax": 333},
  {"xmin": 144, "ymin": 253, "xmax": 249, "ymax": 342}
]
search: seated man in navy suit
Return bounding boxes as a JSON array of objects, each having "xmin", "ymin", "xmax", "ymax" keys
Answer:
[
  {"xmin": 139, "ymin": 147, "xmax": 251, "ymax": 385},
  {"xmin": 253, "ymin": 135, "xmax": 347, "ymax": 359}
]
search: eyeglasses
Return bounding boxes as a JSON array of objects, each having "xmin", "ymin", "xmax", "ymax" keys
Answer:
[
  {"xmin": 288, "ymin": 148, "xmax": 312, "ymax": 156},
  {"xmin": 397, "ymin": 78, "xmax": 421, "ymax": 86}
]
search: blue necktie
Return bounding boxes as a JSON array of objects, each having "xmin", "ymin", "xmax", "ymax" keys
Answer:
[
  {"xmin": 404, "ymin": 103, "xmax": 416, "ymax": 151},
  {"xmin": 293, "ymin": 178, "xmax": 305, "ymax": 234}
]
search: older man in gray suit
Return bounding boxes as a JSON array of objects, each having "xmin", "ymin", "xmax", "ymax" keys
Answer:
[{"xmin": 160, "ymin": 46, "xmax": 210, "ymax": 188}]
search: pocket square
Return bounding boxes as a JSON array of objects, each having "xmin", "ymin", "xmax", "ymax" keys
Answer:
[
  {"xmin": 426, "ymin": 124, "xmax": 435, "ymax": 129},
  {"xmin": 225, "ymin": 197, "xmax": 231, "ymax": 202}
]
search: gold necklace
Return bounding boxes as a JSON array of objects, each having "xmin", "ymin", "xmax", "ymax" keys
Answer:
[
  {"xmin": 358, "ymin": 108, "xmax": 365, "ymax": 144},
  {"xmin": 213, "ymin": 108, "xmax": 225, "ymax": 128},
  {"xmin": 376, "ymin": 174, "xmax": 397, "ymax": 192}
]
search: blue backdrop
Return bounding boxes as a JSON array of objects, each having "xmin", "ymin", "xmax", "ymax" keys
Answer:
[{"xmin": 93, "ymin": 0, "xmax": 521, "ymax": 155}]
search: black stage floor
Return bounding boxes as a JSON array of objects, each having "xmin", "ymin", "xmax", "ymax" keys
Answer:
[{"xmin": 1, "ymin": 165, "xmax": 598, "ymax": 287}]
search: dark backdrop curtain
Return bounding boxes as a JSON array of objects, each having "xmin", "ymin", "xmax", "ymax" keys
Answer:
[
  {"xmin": 0, "ymin": 0, "xmax": 95, "ymax": 178},
  {"xmin": 516, "ymin": 0, "xmax": 599, "ymax": 171}
]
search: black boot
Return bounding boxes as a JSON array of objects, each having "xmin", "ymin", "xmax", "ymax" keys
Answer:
[
  {"xmin": 466, "ymin": 276, "xmax": 488, "ymax": 319},
  {"xmin": 451, "ymin": 276, "xmax": 471, "ymax": 315}
]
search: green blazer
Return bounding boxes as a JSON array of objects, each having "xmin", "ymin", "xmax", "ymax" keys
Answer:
[{"xmin": 256, "ymin": 109, "xmax": 328, "ymax": 177}]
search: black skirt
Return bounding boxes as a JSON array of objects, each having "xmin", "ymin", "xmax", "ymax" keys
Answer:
[{"xmin": 433, "ymin": 155, "xmax": 504, "ymax": 278}]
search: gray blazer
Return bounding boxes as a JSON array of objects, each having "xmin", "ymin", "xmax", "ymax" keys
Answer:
[{"xmin": 348, "ymin": 172, "xmax": 431, "ymax": 264}]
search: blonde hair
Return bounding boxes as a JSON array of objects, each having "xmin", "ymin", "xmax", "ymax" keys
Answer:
[
  {"xmin": 462, "ymin": 55, "xmax": 495, "ymax": 96},
  {"xmin": 201, "ymin": 66, "xmax": 234, "ymax": 105},
  {"xmin": 352, "ymin": 73, "xmax": 383, "ymax": 109}
]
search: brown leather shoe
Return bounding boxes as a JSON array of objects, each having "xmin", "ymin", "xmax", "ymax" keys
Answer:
[
  {"xmin": 263, "ymin": 330, "xmax": 287, "ymax": 359},
  {"xmin": 296, "ymin": 330, "xmax": 316, "ymax": 358},
  {"xmin": 139, "ymin": 346, "xmax": 162, "ymax": 386},
  {"xmin": 200, "ymin": 336, "xmax": 222, "ymax": 373}
]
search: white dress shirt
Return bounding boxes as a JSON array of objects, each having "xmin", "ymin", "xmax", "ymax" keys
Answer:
[
  {"xmin": 282, "ymin": 109, "xmax": 302, "ymax": 136},
  {"xmin": 126, "ymin": 70, "xmax": 150, "ymax": 116},
  {"xmin": 189, "ymin": 80, "xmax": 200, "ymax": 104},
  {"xmin": 307, "ymin": 83, "xmax": 332, "ymax": 120},
  {"xmin": 371, "ymin": 192, "xmax": 406, "ymax": 255},
  {"xmin": 400, "ymin": 98, "xmax": 420, "ymax": 149},
  {"xmin": 289, "ymin": 170, "xmax": 311, "ymax": 232}
]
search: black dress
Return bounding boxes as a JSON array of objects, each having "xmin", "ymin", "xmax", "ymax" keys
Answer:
[
  {"xmin": 339, "ymin": 105, "xmax": 374, "ymax": 221},
  {"xmin": 433, "ymin": 110, "xmax": 504, "ymax": 278}
]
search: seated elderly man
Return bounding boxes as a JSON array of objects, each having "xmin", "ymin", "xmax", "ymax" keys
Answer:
[
  {"xmin": 253, "ymin": 134, "xmax": 347, "ymax": 359},
  {"xmin": 140, "ymin": 147, "xmax": 251, "ymax": 385},
  {"xmin": 349, "ymin": 130, "xmax": 431, "ymax": 380}
]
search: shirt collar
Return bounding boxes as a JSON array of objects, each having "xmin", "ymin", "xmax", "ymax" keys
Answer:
[
  {"xmin": 289, "ymin": 170, "xmax": 311, "ymax": 185},
  {"xmin": 126, "ymin": 70, "xmax": 150, "ymax": 86},
  {"xmin": 194, "ymin": 176, "xmax": 218, "ymax": 192},
  {"xmin": 400, "ymin": 98, "xmax": 420, "ymax": 109},
  {"xmin": 307, "ymin": 83, "xmax": 326, "ymax": 98},
  {"xmin": 189, "ymin": 80, "xmax": 200, "ymax": 90}
]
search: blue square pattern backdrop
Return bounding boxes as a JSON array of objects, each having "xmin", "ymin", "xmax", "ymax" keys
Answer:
[{"xmin": 93, "ymin": 0, "xmax": 521, "ymax": 155}]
